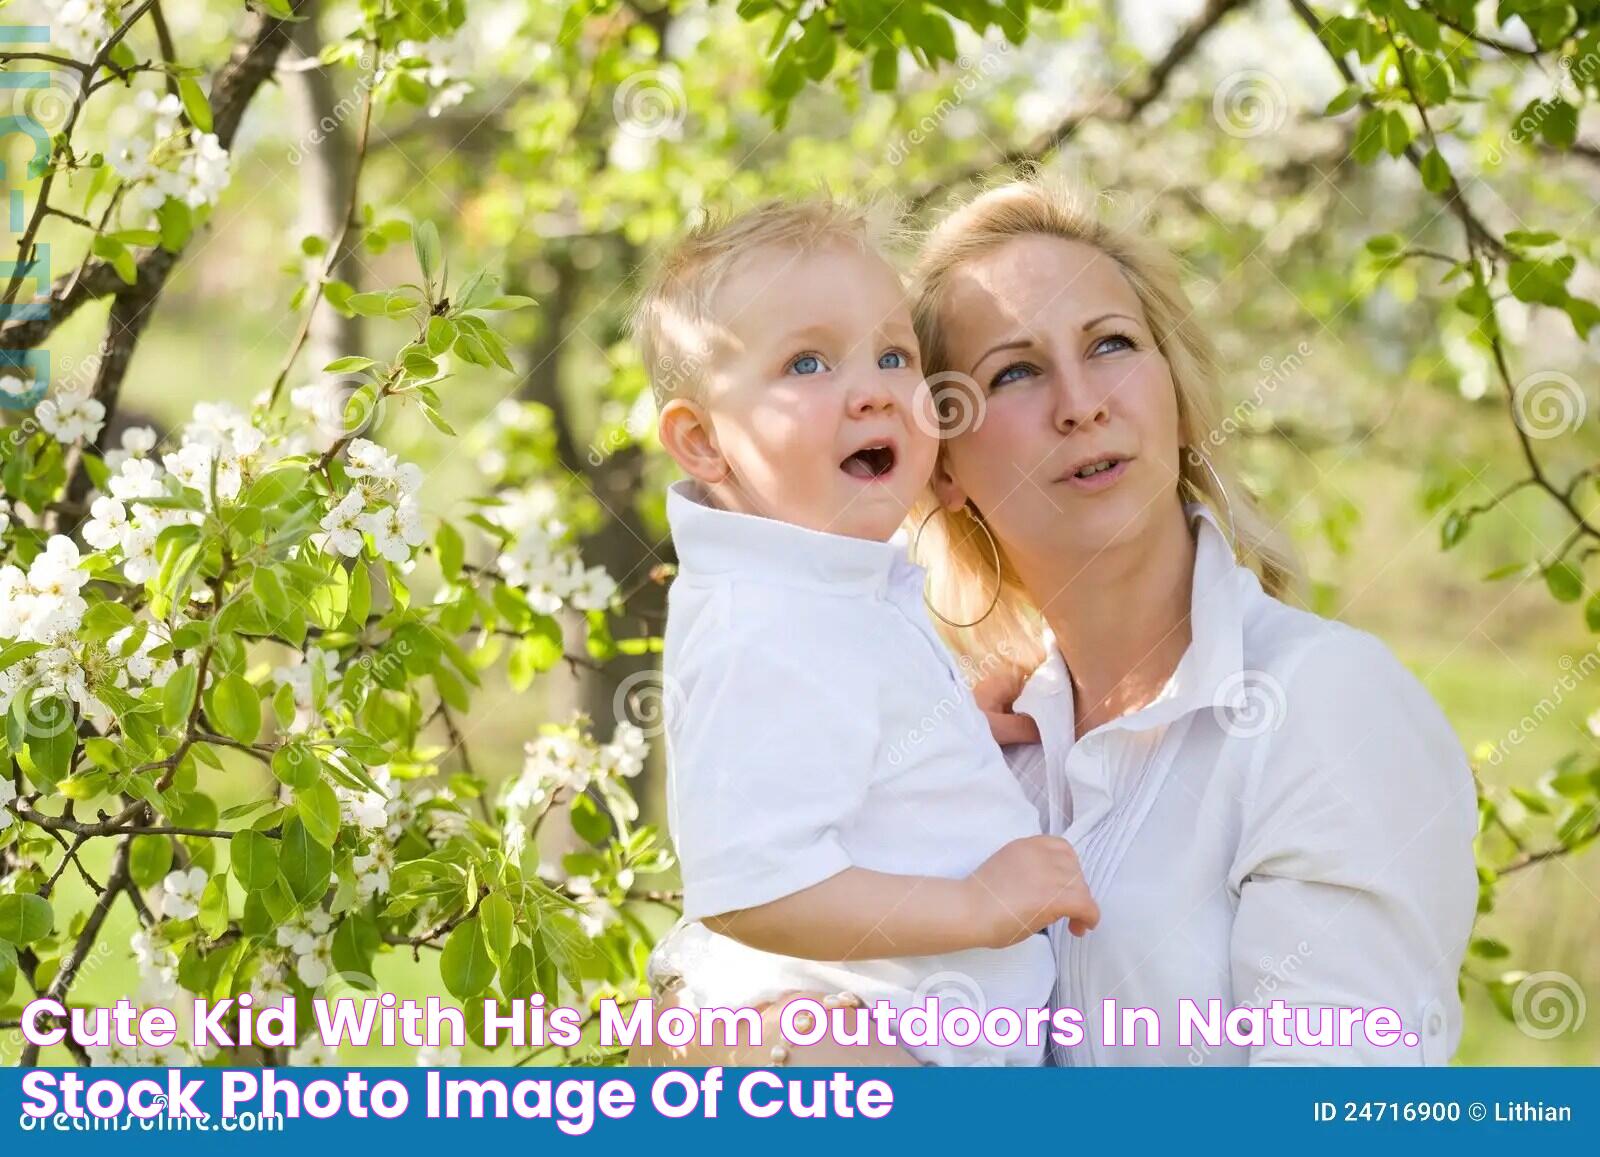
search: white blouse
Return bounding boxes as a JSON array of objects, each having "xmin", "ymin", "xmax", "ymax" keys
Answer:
[{"xmin": 1006, "ymin": 504, "xmax": 1480, "ymax": 1066}]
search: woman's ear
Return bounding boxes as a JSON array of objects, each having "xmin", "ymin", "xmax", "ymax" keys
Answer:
[
  {"xmin": 658, "ymin": 398, "xmax": 729, "ymax": 485},
  {"xmin": 930, "ymin": 455, "xmax": 968, "ymax": 513}
]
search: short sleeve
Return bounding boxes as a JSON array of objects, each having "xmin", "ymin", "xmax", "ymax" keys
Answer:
[
  {"xmin": 1228, "ymin": 627, "xmax": 1479, "ymax": 1065},
  {"xmin": 667, "ymin": 603, "xmax": 879, "ymax": 921}
]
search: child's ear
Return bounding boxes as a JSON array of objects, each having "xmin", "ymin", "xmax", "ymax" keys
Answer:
[
  {"xmin": 930, "ymin": 455, "xmax": 968, "ymax": 513},
  {"xmin": 658, "ymin": 398, "xmax": 729, "ymax": 485}
]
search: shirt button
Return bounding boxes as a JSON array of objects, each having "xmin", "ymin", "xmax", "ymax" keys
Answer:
[{"xmin": 1425, "ymin": 1009, "xmax": 1444, "ymax": 1035}]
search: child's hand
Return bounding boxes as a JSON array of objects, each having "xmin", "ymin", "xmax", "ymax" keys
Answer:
[
  {"xmin": 973, "ymin": 670, "xmax": 1040, "ymax": 746},
  {"xmin": 964, "ymin": 835, "xmax": 1100, "ymax": 948}
]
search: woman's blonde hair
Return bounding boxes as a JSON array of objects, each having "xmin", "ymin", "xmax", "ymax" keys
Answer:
[{"xmin": 908, "ymin": 176, "xmax": 1298, "ymax": 675}]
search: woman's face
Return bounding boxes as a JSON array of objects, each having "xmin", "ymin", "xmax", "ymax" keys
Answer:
[{"xmin": 932, "ymin": 234, "xmax": 1185, "ymax": 563}]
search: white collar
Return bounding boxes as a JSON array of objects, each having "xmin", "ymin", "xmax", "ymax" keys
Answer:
[
  {"xmin": 666, "ymin": 478, "xmax": 916, "ymax": 592},
  {"xmin": 1013, "ymin": 502, "xmax": 1258, "ymax": 739}
]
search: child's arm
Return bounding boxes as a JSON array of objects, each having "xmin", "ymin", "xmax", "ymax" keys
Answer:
[{"xmin": 704, "ymin": 834, "xmax": 1099, "ymax": 961}]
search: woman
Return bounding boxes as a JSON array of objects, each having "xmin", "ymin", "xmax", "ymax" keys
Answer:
[
  {"xmin": 635, "ymin": 178, "xmax": 1478, "ymax": 1066},
  {"xmin": 908, "ymin": 177, "xmax": 1478, "ymax": 1064}
]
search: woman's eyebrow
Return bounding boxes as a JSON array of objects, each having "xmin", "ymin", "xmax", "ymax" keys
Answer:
[
  {"xmin": 968, "ymin": 338, "xmax": 1031, "ymax": 375},
  {"xmin": 1082, "ymin": 311, "xmax": 1140, "ymax": 330}
]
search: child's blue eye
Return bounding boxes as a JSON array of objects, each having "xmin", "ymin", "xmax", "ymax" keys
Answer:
[
  {"xmin": 788, "ymin": 354, "xmax": 826, "ymax": 375},
  {"xmin": 879, "ymin": 350, "xmax": 909, "ymax": 370}
]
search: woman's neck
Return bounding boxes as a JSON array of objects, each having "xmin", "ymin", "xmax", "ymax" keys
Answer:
[{"xmin": 1023, "ymin": 501, "xmax": 1198, "ymax": 737}]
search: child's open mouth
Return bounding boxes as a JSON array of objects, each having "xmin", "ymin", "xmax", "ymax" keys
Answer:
[{"xmin": 840, "ymin": 443, "xmax": 897, "ymax": 481}]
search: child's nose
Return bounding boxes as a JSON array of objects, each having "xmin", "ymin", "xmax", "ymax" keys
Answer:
[{"xmin": 846, "ymin": 372, "xmax": 896, "ymax": 415}]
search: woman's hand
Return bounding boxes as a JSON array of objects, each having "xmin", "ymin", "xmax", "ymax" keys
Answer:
[{"xmin": 974, "ymin": 670, "xmax": 1040, "ymax": 745}]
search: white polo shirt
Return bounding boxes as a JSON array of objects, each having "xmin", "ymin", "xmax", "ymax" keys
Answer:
[
  {"xmin": 658, "ymin": 480, "xmax": 1055, "ymax": 1066},
  {"xmin": 1008, "ymin": 504, "xmax": 1479, "ymax": 1066}
]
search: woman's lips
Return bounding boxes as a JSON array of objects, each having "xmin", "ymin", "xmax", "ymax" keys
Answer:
[{"xmin": 1055, "ymin": 457, "xmax": 1130, "ymax": 493}]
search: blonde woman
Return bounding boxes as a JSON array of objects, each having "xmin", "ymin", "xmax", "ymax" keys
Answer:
[{"xmin": 907, "ymin": 178, "xmax": 1477, "ymax": 1064}]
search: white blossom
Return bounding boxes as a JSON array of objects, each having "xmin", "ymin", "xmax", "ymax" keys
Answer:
[
  {"xmin": 155, "ymin": 867, "xmax": 208, "ymax": 921},
  {"xmin": 0, "ymin": 778, "xmax": 15, "ymax": 833},
  {"xmin": 319, "ymin": 491, "xmax": 366, "ymax": 557},
  {"xmin": 36, "ymin": 388, "xmax": 106, "ymax": 444}
]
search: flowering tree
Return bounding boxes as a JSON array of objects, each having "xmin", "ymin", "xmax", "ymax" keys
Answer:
[{"xmin": 0, "ymin": 0, "xmax": 675, "ymax": 1067}]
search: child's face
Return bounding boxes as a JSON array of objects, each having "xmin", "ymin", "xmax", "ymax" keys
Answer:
[{"xmin": 695, "ymin": 241, "xmax": 937, "ymax": 541}]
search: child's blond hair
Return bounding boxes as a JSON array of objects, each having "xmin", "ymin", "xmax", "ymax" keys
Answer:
[{"xmin": 629, "ymin": 197, "xmax": 899, "ymax": 404}]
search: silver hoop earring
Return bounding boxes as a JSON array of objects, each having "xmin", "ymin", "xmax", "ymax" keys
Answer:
[
  {"xmin": 913, "ymin": 505, "xmax": 1003, "ymax": 629},
  {"xmin": 1184, "ymin": 448, "xmax": 1238, "ymax": 559}
]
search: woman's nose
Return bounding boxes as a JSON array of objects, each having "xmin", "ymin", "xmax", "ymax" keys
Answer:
[{"xmin": 1052, "ymin": 368, "xmax": 1110, "ymax": 433}]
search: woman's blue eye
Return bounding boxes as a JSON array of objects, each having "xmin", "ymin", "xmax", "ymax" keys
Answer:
[
  {"xmin": 878, "ymin": 350, "xmax": 909, "ymax": 370},
  {"xmin": 991, "ymin": 363, "xmax": 1034, "ymax": 388},
  {"xmin": 1092, "ymin": 334, "xmax": 1136, "ymax": 355},
  {"xmin": 789, "ymin": 354, "xmax": 825, "ymax": 375}
]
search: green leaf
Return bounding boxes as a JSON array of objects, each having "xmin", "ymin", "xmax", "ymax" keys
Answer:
[
  {"xmin": 295, "ymin": 779, "xmax": 342, "ymax": 847},
  {"xmin": 870, "ymin": 46, "xmax": 899, "ymax": 92},
  {"xmin": 272, "ymin": 744, "xmax": 321, "ymax": 790},
  {"xmin": 1539, "ymin": 99, "xmax": 1579, "ymax": 149},
  {"xmin": 441, "ymin": 916, "xmax": 495, "ymax": 999},
  {"xmin": 1323, "ymin": 85, "xmax": 1362, "ymax": 116},
  {"xmin": 1419, "ymin": 147, "xmax": 1451, "ymax": 195},
  {"xmin": 324, "ymin": 355, "xmax": 378, "ymax": 373},
  {"xmin": 130, "ymin": 835, "xmax": 174, "ymax": 889},
  {"xmin": 207, "ymin": 672, "xmax": 261, "ymax": 744},
  {"xmin": 413, "ymin": 220, "xmax": 441, "ymax": 292},
  {"xmin": 0, "ymin": 940, "xmax": 15, "ymax": 1004},
  {"xmin": 1381, "ymin": 109, "xmax": 1411, "ymax": 157},
  {"xmin": 0, "ymin": 893, "xmax": 52, "ymax": 944},
  {"xmin": 178, "ymin": 75, "xmax": 213, "ymax": 132},
  {"xmin": 280, "ymin": 816, "xmax": 332, "ymax": 901},
  {"xmin": 436, "ymin": 521, "xmax": 465, "ymax": 581},
  {"xmin": 252, "ymin": 567, "xmax": 291, "ymax": 622},
  {"xmin": 1545, "ymin": 561, "xmax": 1585, "ymax": 603},
  {"xmin": 479, "ymin": 891, "xmax": 515, "ymax": 969},
  {"xmin": 198, "ymin": 875, "xmax": 229, "ymax": 938},
  {"xmin": 161, "ymin": 663, "xmax": 198, "ymax": 729},
  {"xmin": 231, "ymin": 828, "xmax": 280, "ymax": 891}
]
